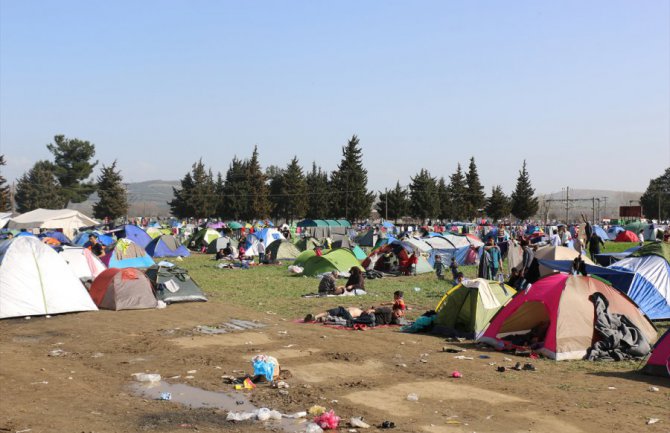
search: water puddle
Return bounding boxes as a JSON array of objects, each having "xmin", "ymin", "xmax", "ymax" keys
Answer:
[{"xmin": 131, "ymin": 381, "xmax": 305, "ymax": 432}]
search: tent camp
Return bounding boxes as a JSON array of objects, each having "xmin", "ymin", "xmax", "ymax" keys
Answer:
[
  {"xmin": 187, "ymin": 229, "xmax": 221, "ymax": 249},
  {"xmin": 615, "ymin": 230, "xmax": 640, "ymax": 243},
  {"xmin": 60, "ymin": 246, "xmax": 107, "ymax": 281},
  {"xmin": 145, "ymin": 235, "xmax": 190, "ymax": 258},
  {"xmin": 206, "ymin": 236, "xmax": 239, "ymax": 254},
  {"xmin": 266, "ymin": 239, "xmax": 301, "ymax": 261},
  {"xmin": 301, "ymin": 249, "xmax": 363, "ymax": 276},
  {"xmin": 533, "ymin": 245, "xmax": 595, "ymax": 277},
  {"xmin": 433, "ymin": 279, "xmax": 516, "ymax": 338},
  {"xmin": 102, "ymin": 239, "xmax": 155, "ymax": 268},
  {"xmin": 8, "ymin": 208, "xmax": 98, "ymax": 239},
  {"xmin": 0, "ymin": 237, "xmax": 98, "ymax": 319},
  {"xmin": 642, "ymin": 329, "xmax": 669, "ymax": 377},
  {"xmin": 145, "ymin": 265, "xmax": 207, "ymax": 304},
  {"xmin": 478, "ymin": 274, "xmax": 657, "ymax": 360},
  {"xmin": 609, "ymin": 254, "xmax": 670, "ymax": 320},
  {"xmin": 116, "ymin": 224, "xmax": 153, "ymax": 248},
  {"xmin": 89, "ymin": 268, "xmax": 158, "ymax": 310}
]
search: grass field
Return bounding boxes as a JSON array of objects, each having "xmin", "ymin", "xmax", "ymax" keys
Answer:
[{"xmin": 177, "ymin": 241, "xmax": 667, "ymax": 334}]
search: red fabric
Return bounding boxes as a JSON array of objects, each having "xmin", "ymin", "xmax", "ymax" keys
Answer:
[
  {"xmin": 615, "ymin": 230, "xmax": 640, "ymax": 242},
  {"xmin": 89, "ymin": 268, "xmax": 121, "ymax": 306}
]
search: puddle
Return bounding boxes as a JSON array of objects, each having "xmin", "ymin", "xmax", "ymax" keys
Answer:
[{"xmin": 131, "ymin": 381, "xmax": 305, "ymax": 432}]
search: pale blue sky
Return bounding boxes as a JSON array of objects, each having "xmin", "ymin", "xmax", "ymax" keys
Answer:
[{"xmin": 1, "ymin": 1, "xmax": 668, "ymax": 195}]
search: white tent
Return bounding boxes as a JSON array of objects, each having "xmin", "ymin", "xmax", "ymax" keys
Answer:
[
  {"xmin": 60, "ymin": 246, "xmax": 107, "ymax": 281},
  {"xmin": 0, "ymin": 212, "xmax": 12, "ymax": 229},
  {"xmin": 8, "ymin": 209, "xmax": 98, "ymax": 239},
  {"xmin": 0, "ymin": 237, "xmax": 98, "ymax": 319}
]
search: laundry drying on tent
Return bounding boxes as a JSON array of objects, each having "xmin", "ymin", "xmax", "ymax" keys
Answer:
[
  {"xmin": 0, "ymin": 236, "xmax": 98, "ymax": 319},
  {"xmin": 89, "ymin": 268, "xmax": 158, "ymax": 310}
]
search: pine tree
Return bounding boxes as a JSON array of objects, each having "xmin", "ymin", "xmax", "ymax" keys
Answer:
[
  {"xmin": 46, "ymin": 135, "xmax": 98, "ymax": 206},
  {"xmin": 215, "ymin": 172, "xmax": 225, "ymax": 218},
  {"xmin": 268, "ymin": 166, "xmax": 286, "ymax": 220},
  {"xmin": 278, "ymin": 157, "xmax": 307, "ymax": 223},
  {"xmin": 447, "ymin": 164, "xmax": 467, "ymax": 221},
  {"xmin": 409, "ymin": 169, "xmax": 438, "ymax": 221},
  {"xmin": 92, "ymin": 160, "xmax": 129, "ymax": 221},
  {"xmin": 222, "ymin": 157, "xmax": 248, "ymax": 220},
  {"xmin": 640, "ymin": 167, "xmax": 670, "ymax": 220},
  {"xmin": 14, "ymin": 161, "xmax": 64, "ymax": 213},
  {"xmin": 436, "ymin": 177, "xmax": 451, "ymax": 220},
  {"xmin": 510, "ymin": 160, "xmax": 539, "ymax": 220},
  {"xmin": 0, "ymin": 155, "xmax": 10, "ymax": 211},
  {"xmin": 465, "ymin": 157, "xmax": 486, "ymax": 219},
  {"xmin": 305, "ymin": 162, "xmax": 330, "ymax": 219},
  {"xmin": 485, "ymin": 185, "xmax": 511, "ymax": 222},
  {"xmin": 329, "ymin": 135, "xmax": 375, "ymax": 221},
  {"xmin": 376, "ymin": 181, "xmax": 409, "ymax": 222},
  {"xmin": 169, "ymin": 159, "xmax": 216, "ymax": 218},
  {"xmin": 245, "ymin": 146, "xmax": 271, "ymax": 220}
]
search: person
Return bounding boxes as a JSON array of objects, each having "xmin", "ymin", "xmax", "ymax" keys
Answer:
[
  {"xmin": 560, "ymin": 227, "xmax": 571, "ymax": 247},
  {"xmin": 506, "ymin": 267, "xmax": 522, "ymax": 288},
  {"xmin": 453, "ymin": 271, "xmax": 467, "ymax": 286},
  {"xmin": 449, "ymin": 257, "xmax": 459, "ymax": 280},
  {"xmin": 215, "ymin": 248, "xmax": 227, "ymax": 260},
  {"xmin": 318, "ymin": 271, "xmax": 341, "ymax": 295},
  {"xmin": 586, "ymin": 231, "xmax": 605, "ymax": 261},
  {"xmin": 520, "ymin": 239, "xmax": 534, "ymax": 280},
  {"xmin": 257, "ymin": 240, "xmax": 266, "ymax": 264},
  {"xmin": 391, "ymin": 290, "xmax": 406, "ymax": 318},
  {"xmin": 484, "ymin": 238, "xmax": 503, "ymax": 280},
  {"xmin": 238, "ymin": 244, "xmax": 246, "ymax": 260},
  {"xmin": 638, "ymin": 230, "xmax": 645, "ymax": 246},
  {"xmin": 408, "ymin": 252, "xmax": 419, "ymax": 276},
  {"xmin": 550, "ymin": 229, "xmax": 561, "ymax": 247},
  {"xmin": 83, "ymin": 234, "xmax": 104, "ymax": 257},
  {"xmin": 304, "ymin": 304, "xmax": 402, "ymax": 326},
  {"xmin": 434, "ymin": 255, "xmax": 444, "ymax": 280},
  {"xmin": 315, "ymin": 246, "xmax": 323, "ymax": 257},
  {"xmin": 572, "ymin": 255, "xmax": 587, "ymax": 276},
  {"xmin": 6, "ymin": 232, "xmax": 13, "ymax": 240},
  {"xmin": 344, "ymin": 267, "xmax": 365, "ymax": 291}
]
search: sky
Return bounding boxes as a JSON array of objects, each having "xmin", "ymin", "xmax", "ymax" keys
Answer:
[{"xmin": 1, "ymin": 0, "xmax": 669, "ymax": 196}]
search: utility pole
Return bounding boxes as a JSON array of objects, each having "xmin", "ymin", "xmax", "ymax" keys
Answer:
[
  {"xmin": 385, "ymin": 187, "xmax": 388, "ymax": 221},
  {"xmin": 592, "ymin": 197, "xmax": 596, "ymax": 224},
  {"xmin": 565, "ymin": 186, "xmax": 569, "ymax": 223}
]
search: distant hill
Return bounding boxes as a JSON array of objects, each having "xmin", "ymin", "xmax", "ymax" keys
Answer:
[{"xmin": 537, "ymin": 189, "xmax": 642, "ymax": 221}]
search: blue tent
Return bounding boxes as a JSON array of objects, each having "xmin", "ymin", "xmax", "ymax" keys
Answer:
[
  {"xmin": 40, "ymin": 231, "xmax": 72, "ymax": 245},
  {"xmin": 116, "ymin": 224, "xmax": 152, "ymax": 248},
  {"xmin": 607, "ymin": 226, "xmax": 625, "ymax": 240},
  {"xmin": 145, "ymin": 235, "xmax": 191, "ymax": 258},
  {"xmin": 102, "ymin": 239, "xmax": 155, "ymax": 269},
  {"xmin": 593, "ymin": 225, "xmax": 609, "ymax": 242},
  {"xmin": 16, "ymin": 231, "xmax": 36, "ymax": 237},
  {"xmin": 73, "ymin": 231, "xmax": 115, "ymax": 247},
  {"xmin": 537, "ymin": 260, "xmax": 635, "ymax": 295},
  {"xmin": 610, "ymin": 255, "xmax": 670, "ymax": 320}
]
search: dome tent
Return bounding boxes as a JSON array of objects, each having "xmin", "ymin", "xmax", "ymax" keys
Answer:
[
  {"xmin": 301, "ymin": 249, "xmax": 363, "ymax": 276},
  {"xmin": 145, "ymin": 235, "xmax": 190, "ymax": 258},
  {"xmin": 102, "ymin": 239, "xmax": 155, "ymax": 269},
  {"xmin": 89, "ymin": 268, "xmax": 157, "ymax": 310}
]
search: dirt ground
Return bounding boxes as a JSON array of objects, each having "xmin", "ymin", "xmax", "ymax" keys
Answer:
[{"xmin": 1, "ymin": 300, "xmax": 668, "ymax": 433}]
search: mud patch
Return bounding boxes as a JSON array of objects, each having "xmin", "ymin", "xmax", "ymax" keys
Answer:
[
  {"xmin": 240, "ymin": 348, "xmax": 320, "ymax": 360},
  {"xmin": 291, "ymin": 360, "xmax": 383, "ymax": 383},
  {"xmin": 421, "ymin": 411, "xmax": 584, "ymax": 433},
  {"xmin": 172, "ymin": 332, "xmax": 272, "ymax": 349}
]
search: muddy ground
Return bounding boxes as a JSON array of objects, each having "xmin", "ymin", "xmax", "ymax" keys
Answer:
[{"xmin": 0, "ymin": 301, "xmax": 668, "ymax": 433}]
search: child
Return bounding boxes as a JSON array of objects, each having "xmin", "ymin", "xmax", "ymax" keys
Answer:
[
  {"xmin": 392, "ymin": 290, "xmax": 406, "ymax": 317},
  {"xmin": 434, "ymin": 255, "xmax": 444, "ymax": 280},
  {"xmin": 449, "ymin": 257, "xmax": 459, "ymax": 280}
]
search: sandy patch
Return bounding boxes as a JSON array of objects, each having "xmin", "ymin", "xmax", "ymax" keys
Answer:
[
  {"xmin": 171, "ymin": 332, "xmax": 272, "ymax": 348},
  {"xmin": 240, "ymin": 347, "xmax": 321, "ymax": 360},
  {"xmin": 421, "ymin": 411, "xmax": 584, "ymax": 433},
  {"xmin": 291, "ymin": 360, "xmax": 383, "ymax": 383}
]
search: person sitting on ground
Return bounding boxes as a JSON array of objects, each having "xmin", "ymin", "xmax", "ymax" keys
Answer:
[
  {"xmin": 318, "ymin": 271, "xmax": 342, "ymax": 295},
  {"xmin": 392, "ymin": 290, "xmax": 406, "ymax": 318},
  {"xmin": 237, "ymin": 244, "xmax": 246, "ymax": 260},
  {"xmin": 344, "ymin": 266, "xmax": 365, "ymax": 291},
  {"xmin": 215, "ymin": 248, "xmax": 227, "ymax": 260}
]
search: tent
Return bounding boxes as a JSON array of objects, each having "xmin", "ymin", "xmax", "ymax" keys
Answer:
[
  {"xmin": 145, "ymin": 227, "xmax": 166, "ymax": 239},
  {"xmin": 8, "ymin": 208, "xmax": 98, "ymax": 239},
  {"xmin": 642, "ymin": 329, "xmax": 669, "ymax": 377},
  {"xmin": 0, "ymin": 212, "xmax": 12, "ymax": 229},
  {"xmin": 40, "ymin": 231, "xmax": 72, "ymax": 245},
  {"xmin": 206, "ymin": 236, "xmax": 239, "ymax": 254},
  {"xmin": 187, "ymin": 228, "xmax": 221, "ymax": 249},
  {"xmin": 145, "ymin": 265, "xmax": 207, "ymax": 304},
  {"xmin": 301, "ymin": 249, "xmax": 363, "ymax": 276},
  {"xmin": 349, "ymin": 245, "xmax": 367, "ymax": 261},
  {"xmin": 73, "ymin": 231, "xmax": 115, "ymax": 247},
  {"xmin": 594, "ymin": 246, "xmax": 641, "ymax": 266},
  {"xmin": 294, "ymin": 249, "xmax": 319, "ymax": 267},
  {"xmin": 89, "ymin": 268, "xmax": 157, "ymax": 310},
  {"xmin": 533, "ymin": 245, "xmax": 595, "ymax": 277},
  {"xmin": 296, "ymin": 237, "xmax": 322, "ymax": 251},
  {"xmin": 433, "ymin": 279, "xmax": 516, "ymax": 338},
  {"xmin": 632, "ymin": 242, "xmax": 670, "ymax": 263},
  {"xmin": 116, "ymin": 224, "xmax": 153, "ymax": 248},
  {"xmin": 592, "ymin": 225, "xmax": 609, "ymax": 243},
  {"xmin": 607, "ymin": 226, "xmax": 625, "ymax": 240},
  {"xmin": 145, "ymin": 235, "xmax": 191, "ymax": 258},
  {"xmin": 478, "ymin": 274, "xmax": 657, "ymax": 360},
  {"xmin": 226, "ymin": 221, "xmax": 243, "ymax": 230},
  {"xmin": 60, "ymin": 246, "xmax": 107, "ymax": 281},
  {"xmin": 102, "ymin": 239, "xmax": 155, "ymax": 268},
  {"xmin": 609, "ymin": 255, "xmax": 670, "ymax": 320},
  {"xmin": 624, "ymin": 221, "xmax": 647, "ymax": 234},
  {"xmin": 266, "ymin": 239, "xmax": 301, "ymax": 261},
  {"xmin": 615, "ymin": 230, "xmax": 639, "ymax": 243},
  {"xmin": 356, "ymin": 229, "xmax": 377, "ymax": 247},
  {"xmin": 0, "ymin": 237, "xmax": 98, "ymax": 319},
  {"xmin": 249, "ymin": 228, "xmax": 285, "ymax": 249}
]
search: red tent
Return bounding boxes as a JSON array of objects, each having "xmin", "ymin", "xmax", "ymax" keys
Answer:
[
  {"xmin": 614, "ymin": 230, "xmax": 640, "ymax": 243},
  {"xmin": 643, "ymin": 330, "xmax": 669, "ymax": 377}
]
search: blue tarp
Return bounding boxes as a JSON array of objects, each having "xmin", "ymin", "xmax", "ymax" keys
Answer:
[{"xmin": 537, "ymin": 260, "xmax": 635, "ymax": 295}]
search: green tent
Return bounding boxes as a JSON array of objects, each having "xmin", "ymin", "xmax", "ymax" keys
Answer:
[
  {"xmin": 433, "ymin": 279, "xmax": 516, "ymax": 338},
  {"xmin": 633, "ymin": 242, "xmax": 670, "ymax": 263},
  {"xmin": 186, "ymin": 229, "xmax": 221, "ymax": 249},
  {"xmin": 624, "ymin": 221, "xmax": 646, "ymax": 234},
  {"xmin": 301, "ymin": 249, "xmax": 363, "ymax": 276},
  {"xmin": 226, "ymin": 221, "xmax": 243, "ymax": 230},
  {"xmin": 335, "ymin": 220, "xmax": 351, "ymax": 227},
  {"xmin": 349, "ymin": 245, "xmax": 367, "ymax": 261},
  {"xmin": 145, "ymin": 265, "xmax": 208, "ymax": 304},
  {"xmin": 294, "ymin": 250, "xmax": 318, "ymax": 267},
  {"xmin": 266, "ymin": 239, "xmax": 301, "ymax": 261}
]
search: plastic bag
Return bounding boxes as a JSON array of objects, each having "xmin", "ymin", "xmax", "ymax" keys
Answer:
[
  {"xmin": 251, "ymin": 355, "xmax": 279, "ymax": 381},
  {"xmin": 314, "ymin": 410, "xmax": 340, "ymax": 429}
]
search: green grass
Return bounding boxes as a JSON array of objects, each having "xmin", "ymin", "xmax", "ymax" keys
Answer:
[{"xmin": 600, "ymin": 241, "xmax": 640, "ymax": 254}]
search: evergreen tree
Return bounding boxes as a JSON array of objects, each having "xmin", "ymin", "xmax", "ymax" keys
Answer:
[
  {"xmin": 329, "ymin": 135, "xmax": 375, "ymax": 221},
  {"xmin": 305, "ymin": 162, "xmax": 330, "ymax": 219},
  {"xmin": 222, "ymin": 157, "xmax": 248, "ymax": 220},
  {"xmin": 485, "ymin": 185, "xmax": 511, "ymax": 221},
  {"xmin": 46, "ymin": 135, "xmax": 98, "ymax": 206},
  {"xmin": 169, "ymin": 159, "xmax": 216, "ymax": 218},
  {"xmin": 92, "ymin": 160, "xmax": 129, "ymax": 221},
  {"xmin": 465, "ymin": 157, "xmax": 486, "ymax": 219},
  {"xmin": 15, "ymin": 161, "xmax": 64, "ymax": 213},
  {"xmin": 436, "ymin": 177, "xmax": 451, "ymax": 220},
  {"xmin": 510, "ymin": 160, "xmax": 539, "ymax": 220},
  {"xmin": 215, "ymin": 172, "xmax": 225, "ymax": 218},
  {"xmin": 376, "ymin": 181, "xmax": 409, "ymax": 222},
  {"xmin": 268, "ymin": 166, "xmax": 286, "ymax": 220},
  {"xmin": 0, "ymin": 155, "xmax": 10, "ymax": 211},
  {"xmin": 409, "ymin": 169, "xmax": 438, "ymax": 221},
  {"xmin": 278, "ymin": 157, "xmax": 307, "ymax": 223},
  {"xmin": 245, "ymin": 146, "xmax": 271, "ymax": 220},
  {"xmin": 447, "ymin": 163, "xmax": 467, "ymax": 221},
  {"xmin": 640, "ymin": 167, "xmax": 670, "ymax": 220}
]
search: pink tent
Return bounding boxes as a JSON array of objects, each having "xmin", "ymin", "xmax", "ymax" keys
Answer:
[
  {"xmin": 643, "ymin": 330, "xmax": 669, "ymax": 377},
  {"xmin": 478, "ymin": 274, "xmax": 657, "ymax": 360}
]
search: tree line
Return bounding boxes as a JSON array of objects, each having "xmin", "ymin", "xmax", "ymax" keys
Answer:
[{"xmin": 1, "ymin": 133, "xmax": 548, "ymax": 222}]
